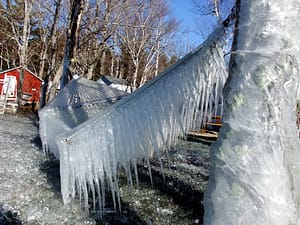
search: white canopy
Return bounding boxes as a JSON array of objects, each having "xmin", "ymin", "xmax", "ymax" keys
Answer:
[{"xmin": 39, "ymin": 77, "xmax": 128, "ymax": 158}]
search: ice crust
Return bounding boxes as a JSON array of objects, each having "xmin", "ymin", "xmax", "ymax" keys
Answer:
[
  {"xmin": 0, "ymin": 114, "xmax": 95, "ymax": 224},
  {"xmin": 204, "ymin": 1, "xmax": 300, "ymax": 225},
  {"xmin": 54, "ymin": 28, "xmax": 227, "ymax": 211}
]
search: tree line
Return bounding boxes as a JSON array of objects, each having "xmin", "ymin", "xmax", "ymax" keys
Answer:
[{"xmin": 0, "ymin": 0, "xmax": 179, "ymax": 104}]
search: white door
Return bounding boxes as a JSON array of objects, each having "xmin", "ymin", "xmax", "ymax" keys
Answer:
[{"xmin": 3, "ymin": 75, "xmax": 17, "ymax": 97}]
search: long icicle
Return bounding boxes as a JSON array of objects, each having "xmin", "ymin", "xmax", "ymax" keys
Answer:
[{"xmin": 57, "ymin": 27, "xmax": 228, "ymax": 211}]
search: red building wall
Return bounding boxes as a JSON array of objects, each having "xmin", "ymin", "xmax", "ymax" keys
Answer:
[{"xmin": 0, "ymin": 68, "xmax": 42, "ymax": 104}]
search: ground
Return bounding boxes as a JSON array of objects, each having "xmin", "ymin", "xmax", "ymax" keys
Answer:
[{"xmin": 0, "ymin": 113, "xmax": 210, "ymax": 225}]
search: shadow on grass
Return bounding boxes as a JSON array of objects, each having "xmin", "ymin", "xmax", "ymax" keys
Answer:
[
  {"xmin": 39, "ymin": 155, "xmax": 149, "ymax": 225},
  {"xmin": 137, "ymin": 165, "xmax": 207, "ymax": 224},
  {"xmin": 30, "ymin": 135, "xmax": 43, "ymax": 150},
  {"xmin": 93, "ymin": 208, "xmax": 149, "ymax": 225},
  {"xmin": 38, "ymin": 150, "xmax": 208, "ymax": 224},
  {"xmin": 0, "ymin": 204, "xmax": 22, "ymax": 225},
  {"xmin": 39, "ymin": 156, "xmax": 61, "ymax": 195}
]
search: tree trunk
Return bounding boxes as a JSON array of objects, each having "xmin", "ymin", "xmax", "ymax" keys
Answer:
[
  {"xmin": 118, "ymin": 59, "xmax": 124, "ymax": 79},
  {"xmin": 40, "ymin": 0, "xmax": 62, "ymax": 107},
  {"xmin": 110, "ymin": 33, "xmax": 119, "ymax": 77},
  {"xmin": 17, "ymin": 0, "xmax": 32, "ymax": 109},
  {"xmin": 100, "ymin": 50, "xmax": 106, "ymax": 75},
  {"xmin": 204, "ymin": 0, "xmax": 300, "ymax": 225},
  {"xmin": 132, "ymin": 60, "xmax": 139, "ymax": 90},
  {"xmin": 116, "ymin": 55, "xmax": 121, "ymax": 78},
  {"xmin": 86, "ymin": 64, "xmax": 95, "ymax": 80},
  {"xmin": 155, "ymin": 43, "xmax": 160, "ymax": 77},
  {"xmin": 38, "ymin": 35, "xmax": 47, "ymax": 79},
  {"xmin": 213, "ymin": 0, "xmax": 221, "ymax": 22},
  {"xmin": 60, "ymin": 0, "xmax": 84, "ymax": 90},
  {"xmin": 48, "ymin": 64, "xmax": 63, "ymax": 101}
]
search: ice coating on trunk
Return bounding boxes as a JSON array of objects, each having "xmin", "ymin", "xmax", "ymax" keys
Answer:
[
  {"xmin": 204, "ymin": 1, "xmax": 300, "ymax": 225},
  {"xmin": 56, "ymin": 28, "xmax": 227, "ymax": 211}
]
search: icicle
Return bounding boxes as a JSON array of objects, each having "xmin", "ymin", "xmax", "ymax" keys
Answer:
[{"xmin": 55, "ymin": 27, "xmax": 227, "ymax": 211}]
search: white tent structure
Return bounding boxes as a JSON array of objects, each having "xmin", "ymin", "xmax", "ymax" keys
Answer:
[
  {"xmin": 98, "ymin": 75, "xmax": 131, "ymax": 93},
  {"xmin": 39, "ymin": 77, "xmax": 128, "ymax": 158}
]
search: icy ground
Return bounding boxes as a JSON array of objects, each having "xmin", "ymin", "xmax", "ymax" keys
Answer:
[
  {"xmin": 0, "ymin": 113, "xmax": 94, "ymax": 225},
  {"xmin": 0, "ymin": 113, "xmax": 210, "ymax": 225}
]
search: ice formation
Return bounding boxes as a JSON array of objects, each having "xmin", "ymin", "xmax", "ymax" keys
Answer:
[
  {"xmin": 39, "ymin": 77, "xmax": 128, "ymax": 158},
  {"xmin": 204, "ymin": 1, "xmax": 300, "ymax": 225},
  {"xmin": 53, "ymin": 28, "xmax": 227, "ymax": 211}
]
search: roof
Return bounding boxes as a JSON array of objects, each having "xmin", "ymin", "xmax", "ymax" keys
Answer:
[
  {"xmin": 44, "ymin": 77, "xmax": 128, "ymax": 109},
  {"xmin": 39, "ymin": 77, "xmax": 129, "ymax": 157},
  {"xmin": 98, "ymin": 75, "xmax": 128, "ymax": 86},
  {"xmin": 0, "ymin": 66, "xmax": 43, "ymax": 82}
]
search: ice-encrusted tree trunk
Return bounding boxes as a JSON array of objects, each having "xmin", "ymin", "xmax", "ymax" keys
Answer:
[{"xmin": 204, "ymin": 0, "xmax": 300, "ymax": 225}]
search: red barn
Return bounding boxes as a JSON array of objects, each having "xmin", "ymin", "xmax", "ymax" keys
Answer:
[{"xmin": 0, "ymin": 67, "xmax": 42, "ymax": 112}]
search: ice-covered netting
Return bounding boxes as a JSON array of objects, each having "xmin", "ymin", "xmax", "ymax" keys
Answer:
[
  {"xmin": 204, "ymin": 1, "xmax": 300, "ymax": 225},
  {"xmin": 39, "ymin": 77, "xmax": 128, "ymax": 158},
  {"xmin": 56, "ymin": 28, "xmax": 227, "ymax": 212}
]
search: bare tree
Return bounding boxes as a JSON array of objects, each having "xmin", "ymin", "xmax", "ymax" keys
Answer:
[
  {"xmin": 60, "ymin": 0, "xmax": 84, "ymax": 89},
  {"xmin": 38, "ymin": 0, "xmax": 63, "ymax": 107},
  {"xmin": 73, "ymin": 0, "xmax": 125, "ymax": 80},
  {"xmin": 192, "ymin": 0, "xmax": 234, "ymax": 39},
  {"xmin": 119, "ymin": 0, "xmax": 177, "ymax": 89},
  {"xmin": 0, "ymin": 0, "xmax": 180, "ymax": 104},
  {"xmin": 193, "ymin": 0, "xmax": 234, "ymax": 21},
  {"xmin": 0, "ymin": 5, "xmax": 16, "ymax": 70},
  {"xmin": 140, "ymin": 0, "xmax": 177, "ymax": 85},
  {"xmin": 17, "ymin": 0, "xmax": 34, "ymax": 108},
  {"xmin": 1, "ymin": 0, "xmax": 34, "ymax": 108}
]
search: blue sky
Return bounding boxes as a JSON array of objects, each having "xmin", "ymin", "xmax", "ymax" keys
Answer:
[
  {"xmin": 167, "ymin": 0, "xmax": 195, "ymax": 28},
  {"xmin": 167, "ymin": 0, "xmax": 235, "ymax": 48},
  {"xmin": 167, "ymin": 0, "xmax": 203, "ymax": 46}
]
